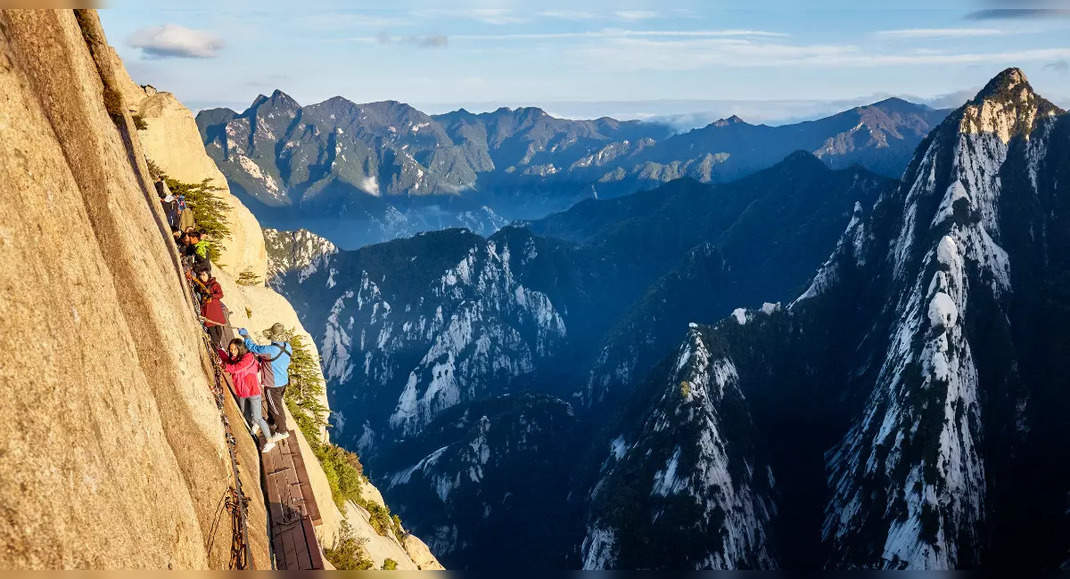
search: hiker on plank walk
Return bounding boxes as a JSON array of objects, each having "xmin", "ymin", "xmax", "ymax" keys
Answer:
[
  {"xmin": 193, "ymin": 265, "xmax": 227, "ymax": 348},
  {"xmin": 218, "ymin": 338, "xmax": 276, "ymax": 454},
  {"xmin": 240, "ymin": 322, "xmax": 293, "ymax": 443}
]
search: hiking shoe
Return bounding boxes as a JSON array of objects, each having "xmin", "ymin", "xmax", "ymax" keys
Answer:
[
  {"xmin": 261, "ymin": 440, "xmax": 276, "ymax": 454},
  {"xmin": 272, "ymin": 431, "xmax": 290, "ymax": 442}
]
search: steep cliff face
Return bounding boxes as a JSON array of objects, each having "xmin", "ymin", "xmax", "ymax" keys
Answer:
[
  {"xmin": 0, "ymin": 9, "xmax": 269, "ymax": 568},
  {"xmin": 582, "ymin": 326, "xmax": 777, "ymax": 570},
  {"xmin": 107, "ymin": 31, "xmax": 441, "ymax": 569},
  {"xmin": 108, "ymin": 48, "xmax": 267, "ymax": 282},
  {"xmin": 0, "ymin": 9, "xmax": 440, "ymax": 570},
  {"xmin": 582, "ymin": 68, "xmax": 1069, "ymax": 570}
]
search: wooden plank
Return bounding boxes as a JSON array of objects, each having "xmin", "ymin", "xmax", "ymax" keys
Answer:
[
  {"xmin": 281, "ymin": 526, "xmax": 299, "ymax": 570},
  {"xmin": 257, "ymin": 405, "xmax": 325, "ymax": 569},
  {"xmin": 294, "ymin": 525, "xmax": 313, "ymax": 570},
  {"xmin": 287, "ymin": 437, "xmax": 322, "ymax": 524},
  {"xmin": 302, "ymin": 515, "xmax": 325, "ymax": 569}
]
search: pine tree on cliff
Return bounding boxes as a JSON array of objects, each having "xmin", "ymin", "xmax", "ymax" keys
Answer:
[{"xmin": 284, "ymin": 330, "xmax": 329, "ymax": 434}]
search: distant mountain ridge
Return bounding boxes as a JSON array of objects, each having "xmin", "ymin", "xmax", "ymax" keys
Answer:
[
  {"xmin": 266, "ymin": 151, "xmax": 893, "ymax": 566},
  {"xmin": 199, "ymin": 92, "xmax": 947, "ymax": 249}
]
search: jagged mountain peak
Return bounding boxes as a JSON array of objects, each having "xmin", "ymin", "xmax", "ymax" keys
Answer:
[
  {"xmin": 957, "ymin": 68, "xmax": 1063, "ymax": 142},
  {"xmin": 712, "ymin": 114, "xmax": 747, "ymax": 127},
  {"xmin": 491, "ymin": 105, "xmax": 549, "ymax": 118},
  {"xmin": 768, "ymin": 149, "xmax": 830, "ymax": 173},
  {"xmin": 975, "ymin": 67, "xmax": 1029, "ymax": 101},
  {"xmin": 247, "ymin": 88, "xmax": 300, "ymax": 114},
  {"xmin": 268, "ymin": 88, "xmax": 298, "ymax": 104}
]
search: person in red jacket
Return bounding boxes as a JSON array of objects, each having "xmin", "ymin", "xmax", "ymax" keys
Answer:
[
  {"xmin": 218, "ymin": 338, "xmax": 275, "ymax": 453},
  {"xmin": 194, "ymin": 268, "xmax": 227, "ymax": 348}
]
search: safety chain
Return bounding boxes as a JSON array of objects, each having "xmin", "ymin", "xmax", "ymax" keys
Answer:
[
  {"xmin": 201, "ymin": 331, "xmax": 253, "ymax": 570},
  {"xmin": 189, "ymin": 269, "xmax": 252, "ymax": 570}
]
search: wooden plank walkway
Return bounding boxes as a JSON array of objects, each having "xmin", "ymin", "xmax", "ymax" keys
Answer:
[{"xmin": 261, "ymin": 433, "xmax": 326, "ymax": 570}]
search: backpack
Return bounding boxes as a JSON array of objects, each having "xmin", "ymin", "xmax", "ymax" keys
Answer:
[{"xmin": 257, "ymin": 342, "xmax": 292, "ymax": 389}]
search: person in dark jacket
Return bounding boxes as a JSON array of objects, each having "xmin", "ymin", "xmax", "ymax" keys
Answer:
[
  {"xmin": 239, "ymin": 322, "xmax": 293, "ymax": 442},
  {"xmin": 194, "ymin": 268, "xmax": 227, "ymax": 348},
  {"xmin": 157, "ymin": 178, "xmax": 178, "ymax": 227}
]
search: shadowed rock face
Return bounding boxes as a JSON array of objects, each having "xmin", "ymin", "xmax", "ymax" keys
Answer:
[
  {"xmin": 580, "ymin": 68, "xmax": 1070, "ymax": 570},
  {"xmin": 0, "ymin": 9, "xmax": 271, "ymax": 568}
]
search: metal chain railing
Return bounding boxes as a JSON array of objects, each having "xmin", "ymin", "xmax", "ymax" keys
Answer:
[
  {"xmin": 200, "ymin": 328, "xmax": 253, "ymax": 570},
  {"xmin": 185, "ymin": 260, "xmax": 252, "ymax": 570}
]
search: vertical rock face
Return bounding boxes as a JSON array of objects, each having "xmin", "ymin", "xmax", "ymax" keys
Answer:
[
  {"xmin": 821, "ymin": 68, "xmax": 1063, "ymax": 569},
  {"xmin": 108, "ymin": 49, "xmax": 268, "ymax": 281},
  {"xmin": 0, "ymin": 9, "xmax": 268, "ymax": 568},
  {"xmin": 584, "ymin": 68, "xmax": 1069, "ymax": 570},
  {"xmin": 0, "ymin": 9, "xmax": 442, "ymax": 571},
  {"xmin": 263, "ymin": 228, "xmax": 338, "ymax": 285}
]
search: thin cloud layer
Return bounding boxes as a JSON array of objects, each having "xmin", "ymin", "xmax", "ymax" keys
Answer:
[
  {"xmin": 876, "ymin": 27, "xmax": 1005, "ymax": 38},
  {"xmin": 615, "ymin": 10, "xmax": 659, "ymax": 21},
  {"xmin": 128, "ymin": 24, "xmax": 223, "ymax": 58},
  {"xmin": 376, "ymin": 32, "xmax": 448, "ymax": 48},
  {"xmin": 1046, "ymin": 59, "xmax": 1070, "ymax": 73},
  {"xmin": 577, "ymin": 36, "xmax": 1070, "ymax": 71},
  {"xmin": 965, "ymin": 8, "xmax": 1070, "ymax": 20}
]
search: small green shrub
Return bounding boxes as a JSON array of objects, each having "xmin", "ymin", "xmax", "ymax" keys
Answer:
[
  {"xmin": 236, "ymin": 269, "xmax": 262, "ymax": 286},
  {"xmin": 323, "ymin": 520, "xmax": 373, "ymax": 570},
  {"xmin": 382, "ymin": 558, "xmax": 398, "ymax": 570},
  {"xmin": 283, "ymin": 330, "xmax": 408, "ymax": 540},
  {"xmin": 162, "ymin": 175, "xmax": 232, "ymax": 261}
]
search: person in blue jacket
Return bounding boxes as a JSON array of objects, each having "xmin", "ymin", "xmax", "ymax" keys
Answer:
[{"xmin": 239, "ymin": 322, "xmax": 293, "ymax": 442}]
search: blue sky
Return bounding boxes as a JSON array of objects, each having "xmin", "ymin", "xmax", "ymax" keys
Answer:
[{"xmin": 100, "ymin": 1, "xmax": 1070, "ymax": 125}]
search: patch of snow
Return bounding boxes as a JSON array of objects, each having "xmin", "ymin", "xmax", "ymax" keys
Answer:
[{"xmin": 731, "ymin": 308, "xmax": 747, "ymax": 325}]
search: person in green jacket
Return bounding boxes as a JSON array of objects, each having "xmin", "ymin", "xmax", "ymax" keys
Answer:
[{"xmin": 185, "ymin": 230, "xmax": 212, "ymax": 264}]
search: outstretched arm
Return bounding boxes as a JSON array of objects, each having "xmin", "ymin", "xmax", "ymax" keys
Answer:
[{"xmin": 244, "ymin": 337, "xmax": 274, "ymax": 355}]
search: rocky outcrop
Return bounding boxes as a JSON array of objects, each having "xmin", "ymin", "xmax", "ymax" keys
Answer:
[
  {"xmin": 109, "ymin": 47, "xmax": 267, "ymax": 281},
  {"xmin": 0, "ymin": 9, "xmax": 439, "ymax": 571},
  {"xmin": 0, "ymin": 9, "xmax": 268, "ymax": 568}
]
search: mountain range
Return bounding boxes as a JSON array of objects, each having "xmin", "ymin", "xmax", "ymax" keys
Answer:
[
  {"xmin": 262, "ymin": 68, "xmax": 1070, "ymax": 571},
  {"xmin": 200, "ymin": 92, "xmax": 946, "ymax": 249},
  {"xmin": 582, "ymin": 67, "xmax": 1069, "ymax": 570},
  {"xmin": 267, "ymin": 150, "xmax": 894, "ymax": 565}
]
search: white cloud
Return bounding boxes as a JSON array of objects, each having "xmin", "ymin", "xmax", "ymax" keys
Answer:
[
  {"xmin": 615, "ymin": 10, "xmax": 658, "ymax": 21},
  {"xmin": 127, "ymin": 24, "xmax": 223, "ymax": 58},
  {"xmin": 447, "ymin": 29, "xmax": 789, "ymax": 41},
  {"xmin": 468, "ymin": 8, "xmax": 526, "ymax": 25},
  {"xmin": 411, "ymin": 8, "xmax": 526, "ymax": 25},
  {"xmin": 376, "ymin": 33, "xmax": 448, "ymax": 48},
  {"xmin": 876, "ymin": 27, "xmax": 1006, "ymax": 39},
  {"xmin": 296, "ymin": 12, "xmax": 414, "ymax": 32},
  {"xmin": 538, "ymin": 10, "xmax": 598, "ymax": 21}
]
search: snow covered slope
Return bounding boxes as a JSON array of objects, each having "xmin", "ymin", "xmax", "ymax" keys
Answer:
[
  {"xmin": 595, "ymin": 68, "xmax": 1070, "ymax": 570},
  {"xmin": 582, "ymin": 325, "xmax": 777, "ymax": 569}
]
